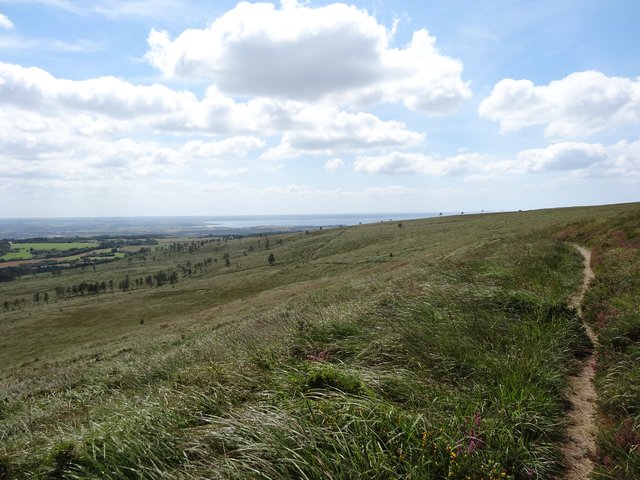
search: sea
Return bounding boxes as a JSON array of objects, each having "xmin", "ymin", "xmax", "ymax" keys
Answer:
[
  {"xmin": 0, "ymin": 213, "xmax": 441, "ymax": 239},
  {"xmin": 201, "ymin": 213, "xmax": 434, "ymax": 228}
]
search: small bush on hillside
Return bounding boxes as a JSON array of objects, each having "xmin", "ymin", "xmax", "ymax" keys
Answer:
[{"xmin": 306, "ymin": 364, "xmax": 371, "ymax": 396}]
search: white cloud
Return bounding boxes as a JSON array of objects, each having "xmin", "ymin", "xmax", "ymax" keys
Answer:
[
  {"xmin": 145, "ymin": 1, "xmax": 471, "ymax": 112},
  {"xmin": 0, "ymin": 13, "xmax": 14, "ymax": 30},
  {"xmin": 518, "ymin": 140, "xmax": 640, "ymax": 176},
  {"xmin": 0, "ymin": 62, "xmax": 197, "ymax": 118},
  {"xmin": 0, "ymin": 120, "xmax": 267, "ymax": 182},
  {"xmin": 260, "ymin": 183, "xmax": 422, "ymax": 199},
  {"xmin": 479, "ymin": 71, "xmax": 640, "ymax": 138},
  {"xmin": 181, "ymin": 137, "xmax": 266, "ymax": 159},
  {"xmin": 204, "ymin": 167, "xmax": 250, "ymax": 178},
  {"xmin": 262, "ymin": 107, "xmax": 424, "ymax": 159},
  {"xmin": 324, "ymin": 158, "xmax": 344, "ymax": 172},
  {"xmin": 354, "ymin": 152, "xmax": 484, "ymax": 176},
  {"xmin": 361, "ymin": 185, "xmax": 422, "ymax": 197},
  {"xmin": 517, "ymin": 142, "xmax": 608, "ymax": 172},
  {"xmin": 0, "ymin": 62, "xmax": 424, "ymax": 160},
  {"xmin": 340, "ymin": 29, "xmax": 472, "ymax": 113},
  {"xmin": 353, "ymin": 139, "xmax": 640, "ymax": 179}
]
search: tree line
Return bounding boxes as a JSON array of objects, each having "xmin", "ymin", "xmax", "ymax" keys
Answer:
[{"xmin": 3, "ymin": 268, "xmax": 180, "ymax": 310}]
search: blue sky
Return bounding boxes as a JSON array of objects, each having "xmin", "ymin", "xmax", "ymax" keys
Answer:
[{"xmin": 0, "ymin": 0, "xmax": 638, "ymax": 217}]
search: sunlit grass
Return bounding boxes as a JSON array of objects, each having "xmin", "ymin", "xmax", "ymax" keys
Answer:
[{"xmin": 0, "ymin": 203, "xmax": 638, "ymax": 478}]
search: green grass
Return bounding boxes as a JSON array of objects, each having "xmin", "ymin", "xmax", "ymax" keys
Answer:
[
  {"xmin": 0, "ymin": 203, "xmax": 638, "ymax": 479},
  {"xmin": 1, "ymin": 242, "xmax": 99, "ymax": 261},
  {"xmin": 555, "ymin": 209, "xmax": 640, "ymax": 480},
  {"xmin": 0, "ymin": 249, "xmax": 34, "ymax": 260}
]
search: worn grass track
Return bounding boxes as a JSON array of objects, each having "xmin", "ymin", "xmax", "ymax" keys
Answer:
[{"xmin": 561, "ymin": 245, "xmax": 597, "ymax": 479}]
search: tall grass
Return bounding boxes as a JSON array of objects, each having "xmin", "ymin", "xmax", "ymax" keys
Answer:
[
  {"xmin": 1, "ymin": 204, "xmax": 638, "ymax": 478},
  {"xmin": 561, "ymin": 208, "xmax": 640, "ymax": 480}
]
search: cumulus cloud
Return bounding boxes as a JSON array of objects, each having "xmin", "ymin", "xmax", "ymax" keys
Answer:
[
  {"xmin": 361, "ymin": 185, "xmax": 422, "ymax": 197},
  {"xmin": 479, "ymin": 71, "xmax": 640, "ymax": 138},
  {"xmin": 353, "ymin": 139, "xmax": 640, "ymax": 179},
  {"xmin": 517, "ymin": 142, "xmax": 608, "ymax": 172},
  {"xmin": 181, "ymin": 136, "xmax": 266, "ymax": 159},
  {"xmin": 354, "ymin": 152, "xmax": 484, "ymax": 176},
  {"xmin": 0, "ymin": 13, "xmax": 14, "ymax": 30},
  {"xmin": 262, "ymin": 107, "xmax": 424, "ymax": 159},
  {"xmin": 518, "ymin": 140, "xmax": 640, "ymax": 176},
  {"xmin": 260, "ymin": 183, "xmax": 422, "ymax": 199},
  {"xmin": 0, "ymin": 62, "xmax": 423, "ymax": 159},
  {"xmin": 5, "ymin": 59, "xmax": 442, "ymax": 184},
  {"xmin": 324, "ymin": 158, "xmax": 344, "ymax": 171},
  {"xmin": 0, "ymin": 62, "xmax": 195, "ymax": 118},
  {"xmin": 145, "ymin": 1, "xmax": 471, "ymax": 112},
  {"xmin": 0, "ymin": 137, "xmax": 266, "ymax": 191}
]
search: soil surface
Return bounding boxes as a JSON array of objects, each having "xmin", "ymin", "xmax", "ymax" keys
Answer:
[{"xmin": 561, "ymin": 244, "xmax": 597, "ymax": 480}]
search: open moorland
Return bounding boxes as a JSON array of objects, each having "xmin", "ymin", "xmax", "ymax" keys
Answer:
[{"xmin": 0, "ymin": 203, "xmax": 639, "ymax": 479}]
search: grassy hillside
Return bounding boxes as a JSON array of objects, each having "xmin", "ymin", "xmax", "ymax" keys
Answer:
[{"xmin": 0, "ymin": 203, "xmax": 638, "ymax": 479}]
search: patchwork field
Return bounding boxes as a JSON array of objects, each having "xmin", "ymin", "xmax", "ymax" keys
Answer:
[
  {"xmin": 0, "ymin": 203, "xmax": 638, "ymax": 479},
  {"xmin": 0, "ymin": 242, "xmax": 100, "ymax": 260}
]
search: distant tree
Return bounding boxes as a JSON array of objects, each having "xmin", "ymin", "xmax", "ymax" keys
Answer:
[
  {"xmin": 268, "ymin": 253, "xmax": 276, "ymax": 266},
  {"xmin": 119, "ymin": 276, "xmax": 130, "ymax": 291},
  {"xmin": 34, "ymin": 292, "xmax": 40, "ymax": 304},
  {"xmin": 43, "ymin": 292, "xmax": 49, "ymax": 303},
  {"xmin": 154, "ymin": 271, "xmax": 167, "ymax": 287},
  {"xmin": 0, "ymin": 239, "xmax": 11, "ymax": 256}
]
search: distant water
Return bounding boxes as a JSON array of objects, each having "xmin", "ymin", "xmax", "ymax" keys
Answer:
[
  {"xmin": 0, "ymin": 213, "xmax": 438, "ymax": 239},
  {"xmin": 201, "ymin": 213, "xmax": 434, "ymax": 229}
]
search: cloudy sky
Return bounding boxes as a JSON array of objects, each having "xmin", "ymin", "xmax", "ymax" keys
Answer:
[{"xmin": 0, "ymin": 0, "xmax": 638, "ymax": 217}]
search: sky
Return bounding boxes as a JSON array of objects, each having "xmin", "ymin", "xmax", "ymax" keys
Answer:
[{"xmin": 0, "ymin": 0, "xmax": 639, "ymax": 217}]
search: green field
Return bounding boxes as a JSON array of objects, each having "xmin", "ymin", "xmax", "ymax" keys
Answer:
[
  {"xmin": 0, "ymin": 241, "xmax": 99, "ymax": 261},
  {"xmin": 0, "ymin": 204, "xmax": 639, "ymax": 479}
]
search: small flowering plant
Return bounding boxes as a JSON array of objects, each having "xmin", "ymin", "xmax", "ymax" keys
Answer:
[
  {"xmin": 456, "ymin": 410, "xmax": 487, "ymax": 455},
  {"xmin": 442, "ymin": 411, "xmax": 511, "ymax": 480}
]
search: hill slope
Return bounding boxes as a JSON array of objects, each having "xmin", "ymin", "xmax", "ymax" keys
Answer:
[{"xmin": 1, "ymin": 203, "xmax": 638, "ymax": 479}]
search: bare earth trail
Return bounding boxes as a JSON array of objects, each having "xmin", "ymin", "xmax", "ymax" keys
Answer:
[{"xmin": 561, "ymin": 244, "xmax": 598, "ymax": 480}]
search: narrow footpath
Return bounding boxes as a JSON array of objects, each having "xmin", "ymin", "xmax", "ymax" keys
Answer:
[{"xmin": 561, "ymin": 244, "xmax": 597, "ymax": 480}]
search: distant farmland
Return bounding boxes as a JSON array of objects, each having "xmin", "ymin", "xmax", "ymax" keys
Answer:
[{"xmin": 1, "ymin": 242, "xmax": 100, "ymax": 261}]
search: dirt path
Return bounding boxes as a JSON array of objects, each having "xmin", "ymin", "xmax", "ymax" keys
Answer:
[
  {"xmin": 561, "ymin": 244, "xmax": 597, "ymax": 480},
  {"xmin": 304, "ymin": 228, "xmax": 346, "ymax": 263}
]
